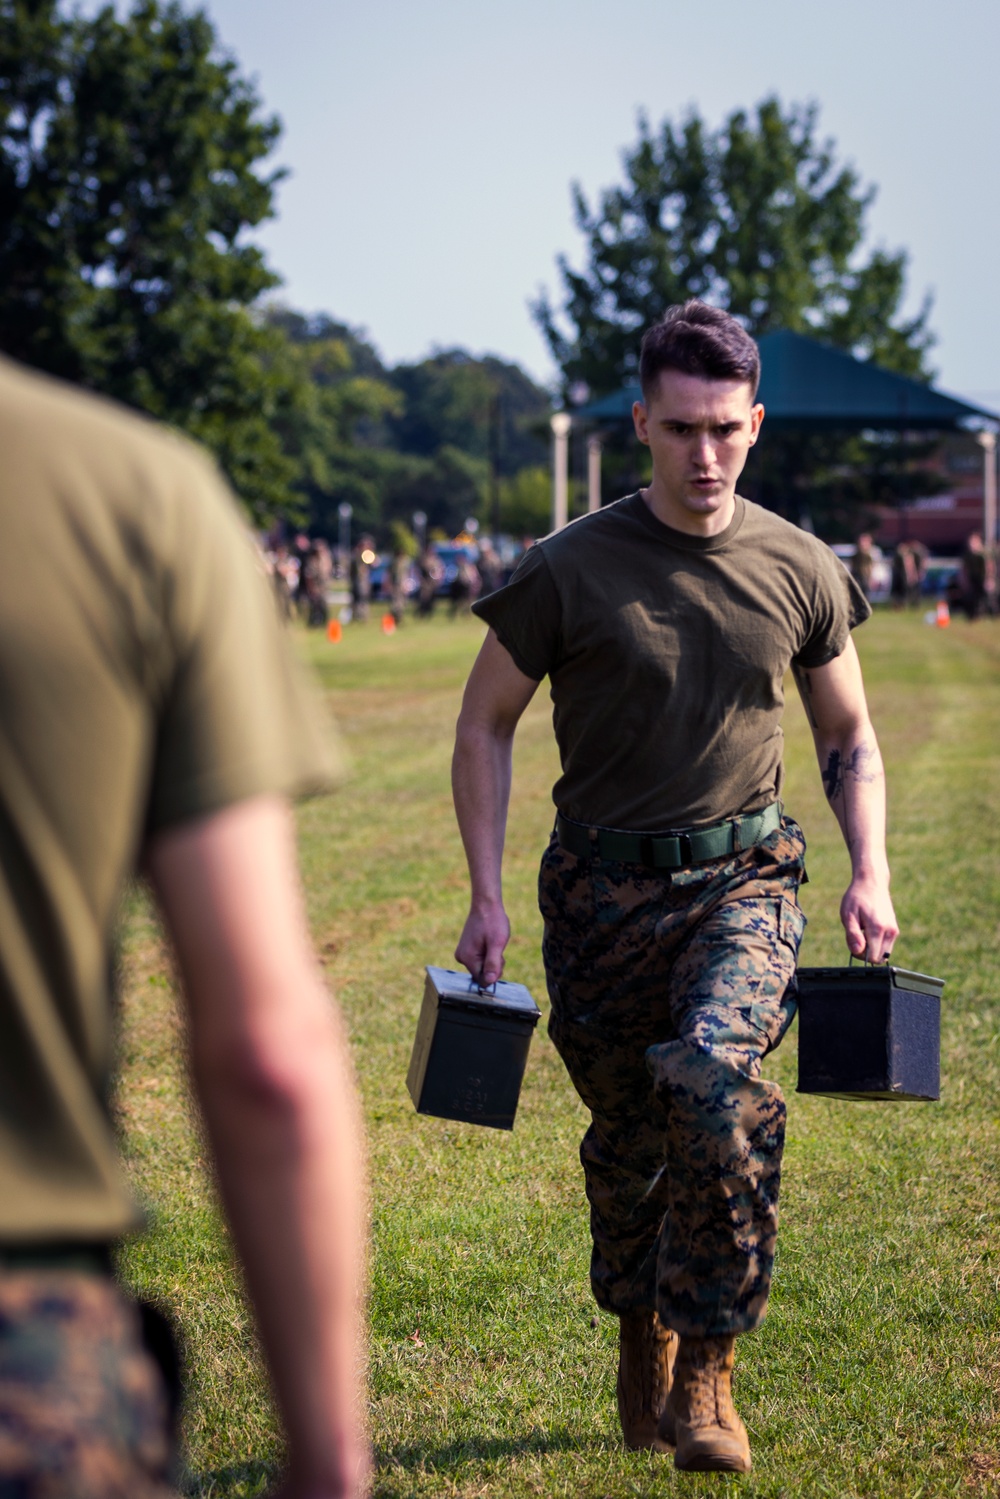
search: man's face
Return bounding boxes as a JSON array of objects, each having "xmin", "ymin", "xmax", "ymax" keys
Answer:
[{"xmin": 633, "ymin": 369, "xmax": 764, "ymax": 531}]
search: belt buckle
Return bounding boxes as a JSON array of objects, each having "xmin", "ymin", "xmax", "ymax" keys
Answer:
[{"xmin": 640, "ymin": 832, "xmax": 689, "ymax": 868}]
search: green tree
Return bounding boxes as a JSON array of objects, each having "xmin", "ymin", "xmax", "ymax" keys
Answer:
[
  {"xmin": 388, "ymin": 351, "xmax": 550, "ymax": 476},
  {"xmin": 262, "ymin": 309, "xmax": 404, "ymax": 537},
  {"xmin": 263, "ymin": 317, "xmax": 554, "ymax": 541},
  {"xmin": 534, "ymin": 96, "xmax": 934, "ymax": 398},
  {"xmin": 266, "ymin": 307, "xmax": 389, "ymax": 382},
  {"xmin": 380, "ymin": 445, "xmax": 489, "ymax": 539},
  {"xmin": 0, "ymin": 0, "xmax": 300, "ymax": 522},
  {"xmin": 497, "ymin": 465, "xmax": 551, "ymax": 538},
  {"xmin": 384, "ymin": 350, "xmax": 551, "ymax": 536},
  {"xmin": 536, "ymin": 97, "xmax": 943, "ymax": 533}
]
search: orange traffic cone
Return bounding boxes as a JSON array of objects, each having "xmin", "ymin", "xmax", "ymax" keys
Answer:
[
  {"xmin": 327, "ymin": 618, "xmax": 342, "ymax": 643},
  {"xmin": 935, "ymin": 599, "xmax": 950, "ymax": 628},
  {"xmin": 381, "ymin": 613, "xmax": 397, "ymax": 635}
]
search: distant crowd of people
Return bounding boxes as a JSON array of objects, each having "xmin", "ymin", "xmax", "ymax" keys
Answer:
[
  {"xmin": 263, "ymin": 526, "xmax": 1000, "ymax": 641},
  {"xmin": 264, "ymin": 533, "xmax": 335, "ymax": 624},
  {"xmin": 850, "ymin": 530, "xmax": 998, "ymax": 619},
  {"xmin": 261, "ymin": 530, "xmax": 523, "ymax": 628},
  {"xmin": 262, "ymin": 528, "xmax": 1000, "ymax": 636}
]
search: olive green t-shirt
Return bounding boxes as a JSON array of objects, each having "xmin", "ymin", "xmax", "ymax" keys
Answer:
[
  {"xmin": 474, "ymin": 492, "xmax": 870, "ymax": 830},
  {"xmin": 0, "ymin": 357, "xmax": 338, "ymax": 1242}
]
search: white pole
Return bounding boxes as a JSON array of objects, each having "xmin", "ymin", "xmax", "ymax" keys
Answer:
[
  {"xmin": 977, "ymin": 431, "xmax": 998, "ymax": 546},
  {"xmin": 587, "ymin": 434, "xmax": 602, "ymax": 513},
  {"xmin": 550, "ymin": 412, "xmax": 572, "ymax": 532},
  {"xmin": 337, "ymin": 501, "xmax": 353, "ymax": 577}
]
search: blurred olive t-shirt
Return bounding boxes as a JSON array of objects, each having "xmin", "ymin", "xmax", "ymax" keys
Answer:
[
  {"xmin": 0, "ymin": 356, "xmax": 337, "ymax": 1242},
  {"xmin": 474, "ymin": 492, "xmax": 870, "ymax": 830}
]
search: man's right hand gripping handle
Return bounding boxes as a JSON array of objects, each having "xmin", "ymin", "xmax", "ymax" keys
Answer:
[{"xmin": 455, "ymin": 900, "xmax": 511, "ymax": 988}]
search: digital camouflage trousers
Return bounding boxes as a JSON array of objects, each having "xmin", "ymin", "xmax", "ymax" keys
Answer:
[
  {"xmin": 539, "ymin": 816, "xmax": 807, "ymax": 1338},
  {"xmin": 0, "ymin": 1270, "xmax": 177, "ymax": 1498}
]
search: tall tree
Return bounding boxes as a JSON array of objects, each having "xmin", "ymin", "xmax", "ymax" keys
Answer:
[
  {"xmin": 387, "ymin": 350, "xmax": 550, "ymax": 476},
  {"xmin": 262, "ymin": 307, "xmax": 404, "ymax": 536},
  {"xmin": 0, "ymin": 0, "xmax": 298, "ymax": 522},
  {"xmin": 381, "ymin": 350, "xmax": 551, "ymax": 536},
  {"xmin": 534, "ymin": 96, "xmax": 934, "ymax": 399}
]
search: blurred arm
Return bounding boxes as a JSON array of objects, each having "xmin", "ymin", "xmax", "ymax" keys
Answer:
[
  {"xmin": 452, "ymin": 630, "xmax": 539, "ymax": 985},
  {"xmin": 145, "ymin": 796, "xmax": 368, "ymax": 1499},
  {"xmin": 793, "ymin": 637, "xmax": 899, "ymax": 962}
]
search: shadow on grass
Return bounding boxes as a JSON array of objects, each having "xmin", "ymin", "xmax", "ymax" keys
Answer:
[
  {"xmin": 182, "ymin": 1459, "xmax": 278, "ymax": 1497},
  {"xmin": 377, "ymin": 1424, "xmax": 596, "ymax": 1473},
  {"xmin": 183, "ymin": 1430, "xmax": 595, "ymax": 1494}
]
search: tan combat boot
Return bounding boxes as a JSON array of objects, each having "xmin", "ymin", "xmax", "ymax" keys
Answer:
[
  {"xmin": 657, "ymin": 1333, "xmax": 752, "ymax": 1472},
  {"xmin": 616, "ymin": 1309, "xmax": 678, "ymax": 1452}
]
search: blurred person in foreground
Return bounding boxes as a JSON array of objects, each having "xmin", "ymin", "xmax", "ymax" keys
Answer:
[
  {"xmin": 0, "ymin": 356, "xmax": 368, "ymax": 1497},
  {"xmin": 450, "ymin": 302, "xmax": 897, "ymax": 1474}
]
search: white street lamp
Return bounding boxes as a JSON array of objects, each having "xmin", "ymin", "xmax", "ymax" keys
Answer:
[
  {"xmin": 550, "ymin": 412, "xmax": 572, "ymax": 532},
  {"xmin": 975, "ymin": 431, "xmax": 997, "ymax": 547},
  {"xmin": 587, "ymin": 434, "xmax": 602, "ymax": 514},
  {"xmin": 337, "ymin": 502, "xmax": 353, "ymax": 576}
]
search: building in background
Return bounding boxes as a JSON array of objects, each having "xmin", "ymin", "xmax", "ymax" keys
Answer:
[{"xmin": 875, "ymin": 434, "xmax": 991, "ymax": 553}]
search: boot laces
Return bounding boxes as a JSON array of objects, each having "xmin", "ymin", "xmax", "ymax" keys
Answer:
[
  {"xmin": 648, "ymin": 1316, "xmax": 672, "ymax": 1407},
  {"xmin": 621, "ymin": 1312, "xmax": 672, "ymax": 1420},
  {"xmin": 678, "ymin": 1339, "xmax": 736, "ymax": 1430}
]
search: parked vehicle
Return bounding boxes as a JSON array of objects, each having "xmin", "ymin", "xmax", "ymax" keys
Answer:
[
  {"xmin": 370, "ymin": 536, "xmax": 527, "ymax": 603},
  {"xmin": 430, "ymin": 542, "xmax": 480, "ymax": 597},
  {"xmin": 920, "ymin": 558, "xmax": 961, "ymax": 597}
]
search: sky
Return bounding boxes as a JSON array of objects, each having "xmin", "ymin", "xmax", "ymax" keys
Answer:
[{"xmin": 128, "ymin": 1, "xmax": 1000, "ymax": 404}]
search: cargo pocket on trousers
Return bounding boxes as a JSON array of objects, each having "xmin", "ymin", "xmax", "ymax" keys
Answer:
[
  {"xmin": 741, "ymin": 897, "xmax": 805, "ymax": 1055},
  {"xmin": 779, "ymin": 896, "xmax": 806, "ymax": 958},
  {"xmin": 757, "ymin": 897, "xmax": 806, "ymax": 1054}
]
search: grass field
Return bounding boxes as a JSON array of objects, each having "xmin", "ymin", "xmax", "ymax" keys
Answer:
[{"xmin": 114, "ymin": 608, "xmax": 1000, "ymax": 1499}]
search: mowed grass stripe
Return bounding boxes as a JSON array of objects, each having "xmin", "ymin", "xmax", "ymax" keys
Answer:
[{"xmin": 113, "ymin": 610, "xmax": 1000, "ymax": 1497}]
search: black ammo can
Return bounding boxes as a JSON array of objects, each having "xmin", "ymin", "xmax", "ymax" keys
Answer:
[
  {"xmin": 796, "ymin": 964, "xmax": 944, "ymax": 1102},
  {"xmin": 407, "ymin": 966, "xmax": 541, "ymax": 1130}
]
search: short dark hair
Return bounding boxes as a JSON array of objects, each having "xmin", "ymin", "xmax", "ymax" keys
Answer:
[{"xmin": 639, "ymin": 301, "xmax": 760, "ymax": 399}]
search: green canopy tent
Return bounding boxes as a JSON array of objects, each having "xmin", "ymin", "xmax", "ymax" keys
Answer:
[
  {"xmin": 577, "ymin": 329, "xmax": 997, "ymax": 428},
  {"xmin": 565, "ymin": 329, "xmax": 998, "ymax": 534}
]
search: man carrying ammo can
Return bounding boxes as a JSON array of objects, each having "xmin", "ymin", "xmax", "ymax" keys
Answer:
[{"xmin": 450, "ymin": 301, "xmax": 898, "ymax": 1474}]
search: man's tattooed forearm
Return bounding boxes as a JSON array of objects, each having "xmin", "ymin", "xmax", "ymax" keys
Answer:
[
  {"xmin": 845, "ymin": 742, "xmax": 878, "ymax": 783},
  {"xmin": 822, "ymin": 748, "xmax": 842, "ymax": 800},
  {"xmin": 822, "ymin": 742, "xmax": 878, "ymax": 802}
]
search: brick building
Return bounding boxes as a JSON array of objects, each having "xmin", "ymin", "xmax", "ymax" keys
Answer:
[{"xmin": 874, "ymin": 434, "xmax": 992, "ymax": 554}]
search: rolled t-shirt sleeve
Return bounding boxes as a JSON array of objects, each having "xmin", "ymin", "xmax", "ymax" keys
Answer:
[
  {"xmin": 146, "ymin": 453, "xmax": 341, "ymax": 835},
  {"xmin": 793, "ymin": 544, "xmax": 873, "ymax": 669},
  {"xmin": 472, "ymin": 543, "xmax": 562, "ymax": 680}
]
